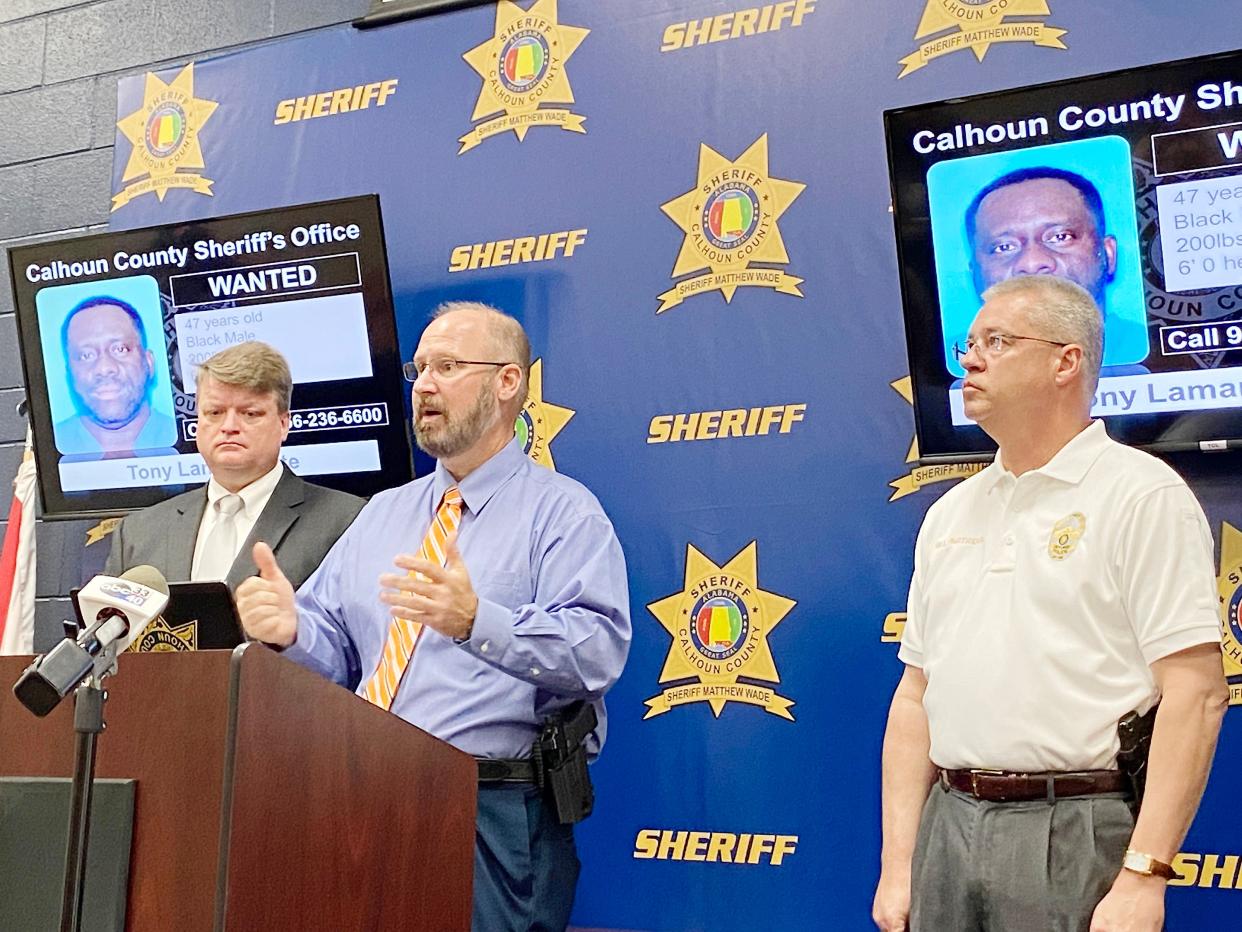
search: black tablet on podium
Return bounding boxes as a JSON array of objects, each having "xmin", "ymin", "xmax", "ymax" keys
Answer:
[{"xmin": 71, "ymin": 581, "xmax": 244, "ymax": 652}]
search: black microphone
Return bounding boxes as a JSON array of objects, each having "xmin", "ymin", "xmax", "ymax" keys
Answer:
[{"xmin": 12, "ymin": 566, "xmax": 170, "ymax": 716}]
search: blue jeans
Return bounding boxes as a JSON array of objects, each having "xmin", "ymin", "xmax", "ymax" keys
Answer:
[{"xmin": 473, "ymin": 784, "xmax": 580, "ymax": 932}]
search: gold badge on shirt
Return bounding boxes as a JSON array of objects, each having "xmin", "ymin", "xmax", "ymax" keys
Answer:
[{"xmin": 1048, "ymin": 513, "xmax": 1086, "ymax": 560}]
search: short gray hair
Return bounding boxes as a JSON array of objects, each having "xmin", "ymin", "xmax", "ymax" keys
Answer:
[
  {"xmin": 431, "ymin": 301, "xmax": 531, "ymax": 408},
  {"xmin": 982, "ymin": 275, "xmax": 1103, "ymax": 393}
]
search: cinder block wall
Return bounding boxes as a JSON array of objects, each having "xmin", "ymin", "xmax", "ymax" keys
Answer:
[{"xmin": 0, "ymin": 0, "xmax": 369, "ymax": 648}]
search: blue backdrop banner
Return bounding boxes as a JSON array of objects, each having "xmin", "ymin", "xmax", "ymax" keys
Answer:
[{"xmin": 100, "ymin": 2, "xmax": 1242, "ymax": 928}]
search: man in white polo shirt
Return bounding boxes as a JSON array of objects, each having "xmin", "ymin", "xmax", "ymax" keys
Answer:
[{"xmin": 872, "ymin": 274, "xmax": 1228, "ymax": 932}]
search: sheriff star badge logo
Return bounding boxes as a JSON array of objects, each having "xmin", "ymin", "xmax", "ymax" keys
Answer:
[
  {"xmin": 646, "ymin": 541, "xmax": 796, "ymax": 719},
  {"xmin": 517, "ymin": 358, "xmax": 575, "ymax": 470},
  {"xmin": 113, "ymin": 63, "xmax": 218, "ymax": 210},
  {"xmin": 658, "ymin": 134, "xmax": 805, "ymax": 314},
  {"xmin": 459, "ymin": 0, "xmax": 589, "ymax": 153}
]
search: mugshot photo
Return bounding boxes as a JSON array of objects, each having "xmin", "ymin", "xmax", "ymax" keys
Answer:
[
  {"xmin": 35, "ymin": 274, "xmax": 178, "ymax": 458},
  {"xmin": 927, "ymin": 135, "xmax": 1149, "ymax": 377}
]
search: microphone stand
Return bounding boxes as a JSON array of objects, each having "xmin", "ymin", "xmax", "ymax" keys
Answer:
[{"xmin": 59, "ymin": 641, "xmax": 118, "ymax": 932}]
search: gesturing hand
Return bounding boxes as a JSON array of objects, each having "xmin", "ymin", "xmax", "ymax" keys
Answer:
[
  {"xmin": 235, "ymin": 542, "xmax": 297, "ymax": 647},
  {"xmin": 379, "ymin": 533, "xmax": 478, "ymax": 641}
]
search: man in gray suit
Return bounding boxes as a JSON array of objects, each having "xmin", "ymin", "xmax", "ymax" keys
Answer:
[{"xmin": 106, "ymin": 341, "xmax": 363, "ymax": 590}]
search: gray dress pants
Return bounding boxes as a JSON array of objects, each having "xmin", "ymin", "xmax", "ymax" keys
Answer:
[{"xmin": 910, "ymin": 782, "xmax": 1134, "ymax": 931}]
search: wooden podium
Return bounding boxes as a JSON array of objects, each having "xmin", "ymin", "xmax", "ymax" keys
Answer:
[{"xmin": 0, "ymin": 644, "xmax": 476, "ymax": 931}]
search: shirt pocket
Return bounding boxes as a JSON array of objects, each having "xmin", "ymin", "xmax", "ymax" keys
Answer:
[{"xmin": 475, "ymin": 569, "xmax": 531, "ymax": 608}]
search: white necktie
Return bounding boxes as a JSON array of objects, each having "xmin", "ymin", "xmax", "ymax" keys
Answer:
[{"xmin": 197, "ymin": 494, "xmax": 244, "ymax": 581}]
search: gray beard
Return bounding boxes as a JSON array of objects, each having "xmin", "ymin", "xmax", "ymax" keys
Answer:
[{"xmin": 414, "ymin": 384, "xmax": 497, "ymax": 459}]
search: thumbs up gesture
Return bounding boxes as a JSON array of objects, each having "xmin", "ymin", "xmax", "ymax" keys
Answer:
[
  {"xmin": 236, "ymin": 541, "xmax": 298, "ymax": 647},
  {"xmin": 379, "ymin": 532, "xmax": 479, "ymax": 641}
]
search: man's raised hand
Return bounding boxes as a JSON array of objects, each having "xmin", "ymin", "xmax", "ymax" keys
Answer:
[{"xmin": 236, "ymin": 541, "xmax": 297, "ymax": 647}]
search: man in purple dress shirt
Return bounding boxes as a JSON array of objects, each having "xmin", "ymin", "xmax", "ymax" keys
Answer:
[{"xmin": 235, "ymin": 301, "xmax": 631, "ymax": 932}]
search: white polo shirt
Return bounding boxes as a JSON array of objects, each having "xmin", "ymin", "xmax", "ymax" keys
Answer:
[{"xmin": 899, "ymin": 421, "xmax": 1220, "ymax": 772}]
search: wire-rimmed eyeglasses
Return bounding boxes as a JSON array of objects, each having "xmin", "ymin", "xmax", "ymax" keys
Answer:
[
  {"xmin": 952, "ymin": 332, "xmax": 1067, "ymax": 362},
  {"xmin": 402, "ymin": 358, "xmax": 511, "ymax": 382}
]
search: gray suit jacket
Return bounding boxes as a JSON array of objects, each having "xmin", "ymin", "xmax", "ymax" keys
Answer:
[{"xmin": 104, "ymin": 466, "xmax": 365, "ymax": 591}]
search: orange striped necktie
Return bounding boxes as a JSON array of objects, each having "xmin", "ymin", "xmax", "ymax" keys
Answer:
[{"xmin": 363, "ymin": 485, "xmax": 464, "ymax": 710}]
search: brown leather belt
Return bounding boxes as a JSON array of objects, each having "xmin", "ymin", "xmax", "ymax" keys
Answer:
[{"xmin": 940, "ymin": 768, "xmax": 1128, "ymax": 803}]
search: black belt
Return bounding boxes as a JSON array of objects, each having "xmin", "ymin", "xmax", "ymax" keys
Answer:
[
  {"xmin": 476, "ymin": 757, "xmax": 540, "ymax": 785},
  {"xmin": 940, "ymin": 768, "xmax": 1128, "ymax": 803}
]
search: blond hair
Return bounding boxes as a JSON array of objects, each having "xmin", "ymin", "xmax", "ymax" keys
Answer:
[{"xmin": 196, "ymin": 341, "xmax": 293, "ymax": 412}]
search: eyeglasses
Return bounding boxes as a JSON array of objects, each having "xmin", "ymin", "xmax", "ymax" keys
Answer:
[
  {"xmin": 952, "ymin": 332, "xmax": 1067, "ymax": 362},
  {"xmin": 403, "ymin": 358, "xmax": 511, "ymax": 382}
]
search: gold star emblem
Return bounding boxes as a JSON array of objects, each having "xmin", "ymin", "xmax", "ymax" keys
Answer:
[
  {"xmin": 880, "ymin": 376, "xmax": 984, "ymax": 646},
  {"xmin": 1216, "ymin": 522, "xmax": 1242, "ymax": 706},
  {"xmin": 126, "ymin": 616, "xmax": 197, "ymax": 652},
  {"xmin": 112, "ymin": 63, "xmax": 218, "ymax": 210},
  {"xmin": 899, "ymin": 0, "xmax": 1067, "ymax": 78},
  {"xmin": 646, "ymin": 541, "xmax": 796, "ymax": 719},
  {"xmin": 658, "ymin": 133, "xmax": 806, "ymax": 313},
  {"xmin": 887, "ymin": 376, "xmax": 984, "ymax": 501},
  {"xmin": 85, "ymin": 517, "xmax": 123, "ymax": 547},
  {"xmin": 459, "ymin": 0, "xmax": 589, "ymax": 153},
  {"xmin": 518, "ymin": 358, "xmax": 575, "ymax": 470}
]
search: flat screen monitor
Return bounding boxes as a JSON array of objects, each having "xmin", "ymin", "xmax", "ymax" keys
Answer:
[
  {"xmin": 10, "ymin": 194, "xmax": 411, "ymax": 517},
  {"xmin": 885, "ymin": 49, "xmax": 1242, "ymax": 460}
]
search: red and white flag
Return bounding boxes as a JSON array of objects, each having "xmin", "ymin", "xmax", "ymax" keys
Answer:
[{"xmin": 0, "ymin": 428, "xmax": 37, "ymax": 655}]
